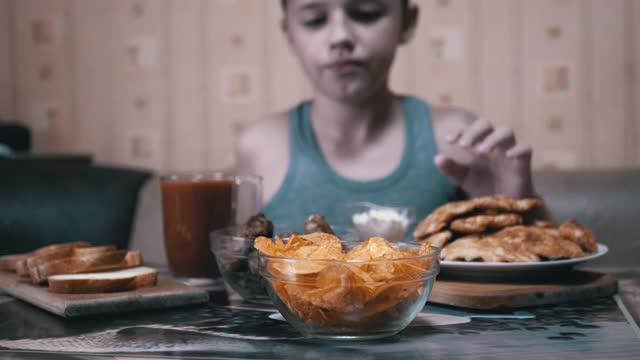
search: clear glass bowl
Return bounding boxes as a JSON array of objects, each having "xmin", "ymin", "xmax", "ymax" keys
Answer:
[
  {"xmin": 258, "ymin": 241, "xmax": 440, "ymax": 340},
  {"xmin": 210, "ymin": 224, "xmax": 359, "ymax": 305},
  {"xmin": 343, "ymin": 202, "xmax": 416, "ymax": 242}
]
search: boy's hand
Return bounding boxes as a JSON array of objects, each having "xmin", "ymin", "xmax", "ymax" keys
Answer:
[{"xmin": 433, "ymin": 118, "xmax": 536, "ymax": 199}]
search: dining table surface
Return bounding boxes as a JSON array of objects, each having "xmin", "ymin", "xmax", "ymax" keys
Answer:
[{"xmin": 0, "ymin": 265, "xmax": 638, "ymax": 360}]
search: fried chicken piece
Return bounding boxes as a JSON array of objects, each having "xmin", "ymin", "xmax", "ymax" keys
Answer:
[
  {"xmin": 240, "ymin": 213, "xmax": 274, "ymax": 239},
  {"xmin": 532, "ymin": 220, "xmax": 556, "ymax": 229},
  {"xmin": 493, "ymin": 226, "xmax": 584, "ymax": 260},
  {"xmin": 416, "ymin": 230, "xmax": 452, "ymax": 250},
  {"xmin": 414, "ymin": 201, "xmax": 477, "ymax": 239},
  {"xmin": 449, "ymin": 213, "xmax": 523, "ymax": 233},
  {"xmin": 304, "ymin": 214, "xmax": 335, "ymax": 235},
  {"xmin": 441, "ymin": 225, "xmax": 584, "ymax": 262},
  {"xmin": 413, "ymin": 195, "xmax": 543, "ymax": 239},
  {"xmin": 559, "ymin": 220, "xmax": 598, "ymax": 253},
  {"xmin": 440, "ymin": 234, "xmax": 540, "ymax": 263}
]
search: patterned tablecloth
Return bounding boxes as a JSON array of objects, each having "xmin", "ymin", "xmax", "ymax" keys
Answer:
[{"xmin": 0, "ymin": 271, "xmax": 638, "ymax": 359}]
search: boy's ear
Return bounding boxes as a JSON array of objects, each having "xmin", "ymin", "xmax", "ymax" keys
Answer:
[{"xmin": 400, "ymin": 4, "xmax": 419, "ymax": 45}]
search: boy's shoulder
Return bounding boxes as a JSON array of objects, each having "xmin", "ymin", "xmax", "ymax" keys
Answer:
[
  {"xmin": 238, "ymin": 111, "xmax": 289, "ymax": 150},
  {"xmin": 235, "ymin": 110, "xmax": 290, "ymax": 174},
  {"xmin": 236, "ymin": 111, "xmax": 291, "ymax": 200}
]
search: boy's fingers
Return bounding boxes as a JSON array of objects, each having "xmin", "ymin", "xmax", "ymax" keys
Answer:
[
  {"xmin": 445, "ymin": 129, "xmax": 462, "ymax": 144},
  {"xmin": 457, "ymin": 118, "xmax": 493, "ymax": 148},
  {"xmin": 474, "ymin": 127, "xmax": 516, "ymax": 154},
  {"xmin": 434, "ymin": 154, "xmax": 469, "ymax": 186},
  {"xmin": 506, "ymin": 143, "xmax": 533, "ymax": 159}
]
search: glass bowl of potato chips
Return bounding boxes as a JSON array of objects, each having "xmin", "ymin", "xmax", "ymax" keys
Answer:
[
  {"xmin": 255, "ymin": 234, "xmax": 440, "ymax": 340},
  {"xmin": 211, "ymin": 225, "xmax": 359, "ymax": 305}
]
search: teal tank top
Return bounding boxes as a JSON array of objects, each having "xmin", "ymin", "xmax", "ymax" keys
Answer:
[{"xmin": 263, "ymin": 96, "xmax": 456, "ymax": 232}]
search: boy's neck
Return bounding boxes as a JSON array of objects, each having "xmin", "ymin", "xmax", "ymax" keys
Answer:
[{"xmin": 309, "ymin": 88, "xmax": 399, "ymax": 154}]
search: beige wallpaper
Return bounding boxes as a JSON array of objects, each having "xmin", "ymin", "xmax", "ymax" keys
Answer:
[{"xmin": 0, "ymin": 0, "xmax": 638, "ymax": 171}]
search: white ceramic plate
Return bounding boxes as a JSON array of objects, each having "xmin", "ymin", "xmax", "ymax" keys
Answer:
[{"xmin": 439, "ymin": 243, "xmax": 608, "ymax": 280}]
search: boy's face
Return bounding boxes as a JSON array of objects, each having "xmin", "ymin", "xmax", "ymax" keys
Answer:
[{"xmin": 283, "ymin": 0, "xmax": 414, "ymax": 102}]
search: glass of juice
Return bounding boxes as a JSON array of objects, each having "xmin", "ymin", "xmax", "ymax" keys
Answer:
[{"xmin": 160, "ymin": 172, "xmax": 262, "ymax": 284}]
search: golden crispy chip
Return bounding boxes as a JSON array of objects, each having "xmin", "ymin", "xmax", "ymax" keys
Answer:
[
  {"xmin": 305, "ymin": 264, "xmax": 368, "ymax": 313},
  {"xmin": 419, "ymin": 241, "xmax": 436, "ymax": 256},
  {"xmin": 282, "ymin": 234, "xmax": 309, "ymax": 253},
  {"xmin": 254, "ymin": 236, "xmax": 279, "ymax": 256},
  {"xmin": 345, "ymin": 237, "xmax": 398, "ymax": 260},
  {"xmin": 271, "ymin": 265, "xmax": 369, "ymax": 325},
  {"xmin": 450, "ymin": 213, "xmax": 523, "ymax": 233},
  {"xmin": 379, "ymin": 249, "xmax": 430, "ymax": 278},
  {"xmin": 257, "ymin": 233, "xmax": 345, "ymax": 275},
  {"xmin": 559, "ymin": 219, "xmax": 598, "ymax": 253},
  {"xmin": 344, "ymin": 263, "xmax": 376, "ymax": 284},
  {"xmin": 274, "ymin": 235, "xmax": 286, "ymax": 248},
  {"xmin": 391, "ymin": 250, "xmax": 420, "ymax": 258},
  {"xmin": 345, "ymin": 237, "xmax": 401, "ymax": 282},
  {"xmin": 300, "ymin": 232, "xmax": 344, "ymax": 260},
  {"xmin": 278, "ymin": 282, "xmax": 324, "ymax": 323},
  {"xmin": 270, "ymin": 258, "xmax": 327, "ymax": 276},
  {"xmin": 362, "ymin": 273, "xmax": 424, "ymax": 317},
  {"xmin": 299, "ymin": 232, "xmax": 341, "ymax": 247}
]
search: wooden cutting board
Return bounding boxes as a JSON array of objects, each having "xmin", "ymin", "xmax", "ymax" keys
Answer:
[
  {"xmin": 430, "ymin": 271, "xmax": 618, "ymax": 310},
  {"xmin": 0, "ymin": 271, "xmax": 209, "ymax": 318}
]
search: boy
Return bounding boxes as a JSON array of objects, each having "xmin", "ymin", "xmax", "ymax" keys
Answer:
[{"xmin": 236, "ymin": 0, "xmax": 540, "ymax": 227}]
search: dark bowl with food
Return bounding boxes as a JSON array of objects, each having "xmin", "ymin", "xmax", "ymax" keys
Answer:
[{"xmin": 210, "ymin": 224, "xmax": 359, "ymax": 304}]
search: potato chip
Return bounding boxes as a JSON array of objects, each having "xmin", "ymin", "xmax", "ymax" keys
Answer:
[
  {"xmin": 274, "ymin": 235, "xmax": 286, "ymax": 248},
  {"xmin": 300, "ymin": 233, "xmax": 344, "ymax": 260},
  {"xmin": 254, "ymin": 231, "xmax": 437, "ymax": 329},
  {"xmin": 282, "ymin": 234, "xmax": 310, "ymax": 254},
  {"xmin": 361, "ymin": 273, "xmax": 424, "ymax": 317},
  {"xmin": 345, "ymin": 237, "xmax": 398, "ymax": 260},
  {"xmin": 419, "ymin": 241, "xmax": 436, "ymax": 256},
  {"xmin": 279, "ymin": 282, "xmax": 321, "ymax": 321},
  {"xmin": 305, "ymin": 264, "xmax": 368, "ymax": 313},
  {"xmin": 271, "ymin": 258, "xmax": 327, "ymax": 276},
  {"xmin": 299, "ymin": 232, "xmax": 341, "ymax": 246},
  {"xmin": 254, "ymin": 236, "xmax": 280, "ymax": 256}
]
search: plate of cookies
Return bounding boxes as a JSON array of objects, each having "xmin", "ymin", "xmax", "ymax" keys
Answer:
[{"xmin": 414, "ymin": 195, "xmax": 607, "ymax": 280}]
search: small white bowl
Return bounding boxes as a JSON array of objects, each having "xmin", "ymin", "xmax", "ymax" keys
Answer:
[{"xmin": 343, "ymin": 202, "xmax": 416, "ymax": 242}]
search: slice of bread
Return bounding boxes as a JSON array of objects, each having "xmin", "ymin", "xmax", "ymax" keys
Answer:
[
  {"xmin": 71, "ymin": 245, "xmax": 116, "ymax": 257},
  {"xmin": 48, "ymin": 266, "xmax": 159, "ymax": 294},
  {"xmin": 0, "ymin": 253, "xmax": 29, "ymax": 272},
  {"xmin": 31, "ymin": 242, "xmax": 91, "ymax": 257},
  {"xmin": 16, "ymin": 242, "xmax": 91, "ymax": 278},
  {"xmin": 30, "ymin": 250, "xmax": 142, "ymax": 285}
]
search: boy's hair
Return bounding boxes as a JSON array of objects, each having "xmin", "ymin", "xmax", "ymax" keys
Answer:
[{"xmin": 280, "ymin": 0, "xmax": 410, "ymax": 10}]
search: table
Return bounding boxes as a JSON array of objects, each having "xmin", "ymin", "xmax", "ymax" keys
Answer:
[{"xmin": 0, "ymin": 268, "xmax": 638, "ymax": 360}]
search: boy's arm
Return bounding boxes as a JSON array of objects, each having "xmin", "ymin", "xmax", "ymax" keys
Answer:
[{"xmin": 234, "ymin": 114, "xmax": 290, "ymax": 206}]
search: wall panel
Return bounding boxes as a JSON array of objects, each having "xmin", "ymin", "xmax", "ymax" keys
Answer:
[{"xmin": 2, "ymin": 0, "xmax": 636, "ymax": 171}]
